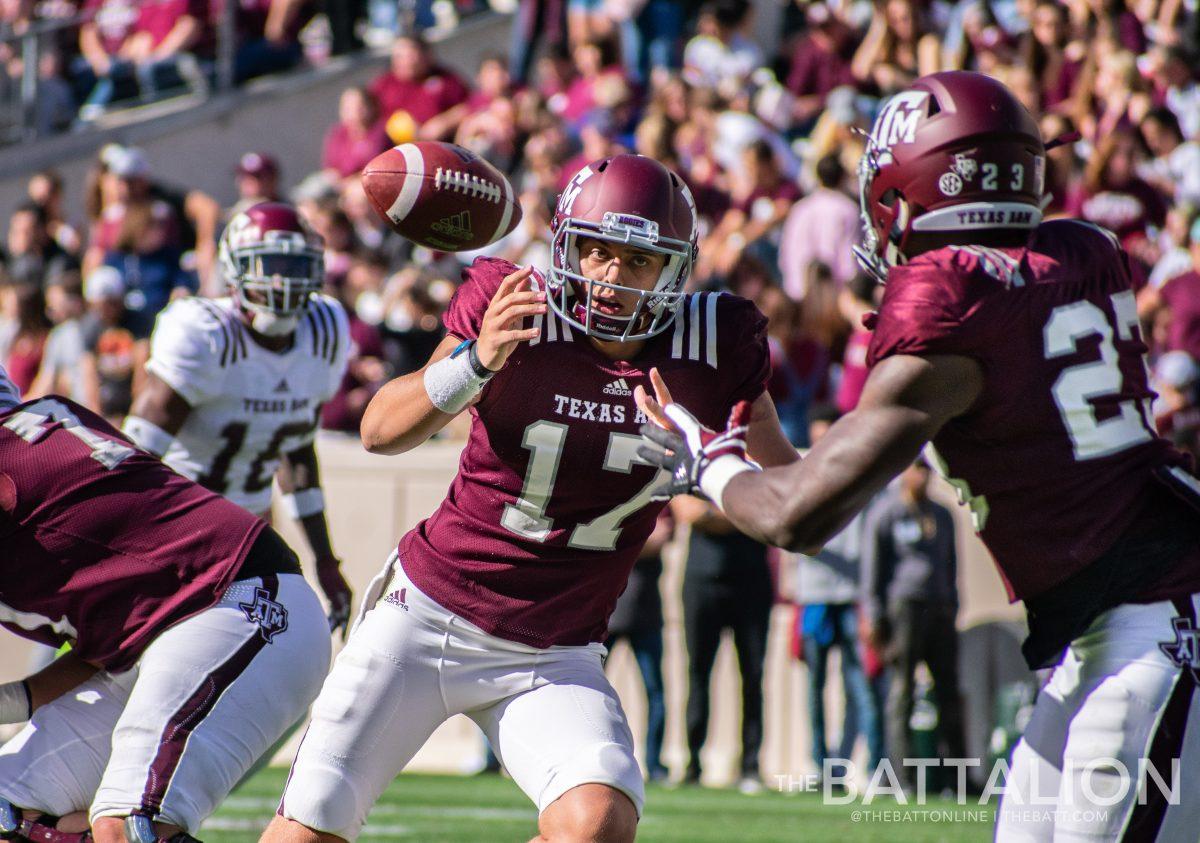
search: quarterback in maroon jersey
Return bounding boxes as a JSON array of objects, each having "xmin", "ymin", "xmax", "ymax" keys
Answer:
[
  {"xmin": 640, "ymin": 72, "xmax": 1200, "ymax": 840},
  {"xmin": 264, "ymin": 155, "xmax": 798, "ymax": 843},
  {"xmin": 0, "ymin": 369, "xmax": 329, "ymax": 843}
]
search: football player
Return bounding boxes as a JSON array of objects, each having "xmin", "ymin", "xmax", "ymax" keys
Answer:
[
  {"xmin": 638, "ymin": 71, "xmax": 1200, "ymax": 840},
  {"xmin": 0, "ymin": 366, "xmax": 330, "ymax": 843},
  {"xmin": 122, "ymin": 203, "xmax": 354, "ymax": 636},
  {"xmin": 261, "ymin": 154, "xmax": 799, "ymax": 843}
]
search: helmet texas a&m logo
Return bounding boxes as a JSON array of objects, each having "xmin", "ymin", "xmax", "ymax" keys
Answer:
[{"xmin": 854, "ymin": 72, "xmax": 1047, "ymax": 283}]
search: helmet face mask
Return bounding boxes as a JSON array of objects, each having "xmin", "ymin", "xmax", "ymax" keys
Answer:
[
  {"xmin": 853, "ymin": 72, "xmax": 1047, "ymax": 283},
  {"xmin": 219, "ymin": 203, "xmax": 324, "ymax": 334},
  {"xmin": 548, "ymin": 155, "xmax": 698, "ymax": 343}
]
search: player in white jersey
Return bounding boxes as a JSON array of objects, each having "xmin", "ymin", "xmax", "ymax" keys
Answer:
[{"xmin": 124, "ymin": 202, "xmax": 354, "ymax": 633}]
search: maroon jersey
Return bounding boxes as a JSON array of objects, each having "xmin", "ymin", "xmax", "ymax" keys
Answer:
[
  {"xmin": 867, "ymin": 219, "xmax": 1196, "ymax": 602},
  {"xmin": 0, "ymin": 396, "xmax": 265, "ymax": 671},
  {"xmin": 400, "ymin": 258, "xmax": 769, "ymax": 648}
]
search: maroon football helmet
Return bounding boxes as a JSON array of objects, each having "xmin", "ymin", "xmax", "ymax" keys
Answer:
[
  {"xmin": 549, "ymin": 154, "xmax": 698, "ymax": 342},
  {"xmin": 219, "ymin": 202, "xmax": 324, "ymax": 335},
  {"xmin": 855, "ymin": 71, "xmax": 1046, "ymax": 282}
]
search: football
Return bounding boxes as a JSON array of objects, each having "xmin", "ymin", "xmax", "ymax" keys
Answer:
[{"xmin": 362, "ymin": 142, "xmax": 522, "ymax": 252}]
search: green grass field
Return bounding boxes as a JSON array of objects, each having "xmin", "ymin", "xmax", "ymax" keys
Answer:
[{"xmin": 204, "ymin": 769, "xmax": 996, "ymax": 842}]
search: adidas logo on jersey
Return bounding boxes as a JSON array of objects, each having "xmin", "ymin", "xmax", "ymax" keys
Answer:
[
  {"xmin": 384, "ymin": 588, "xmax": 409, "ymax": 611},
  {"xmin": 602, "ymin": 378, "xmax": 632, "ymax": 397},
  {"xmin": 431, "ymin": 211, "xmax": 473, "ymax": 242},
  {"xmin": 274, "ymin": 378, "xmax": 290, "ymax": 394}
]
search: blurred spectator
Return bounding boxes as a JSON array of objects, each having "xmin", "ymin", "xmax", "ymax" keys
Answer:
[
  {"xmin": 1152, "ymin": 350, "xmax": 1200, "ymax": 459},
  {"xmin": 369, "ymin": 35, "xmax": 470, "ymax": 136},
  {"xmin": 356, "ymin": 265, "xmax": 448, "ymax": 376},
  {"xmin": 615, "ymin": 0, "xmax": 684, "ymax": 87},
  {"xmin": 835, "ymin": 272, "xmax": 879, "ymax": 415},
  {"xmin": 4, "ymin": 201, "xmax": 76, "ymax": 287},
  {"xmin": 1039, "ymin": 111, "xmax": 1080, "ymax": 216},
  {"xmin": 1064, "ymin": 125, "xmax": 1168, "ymax": 268},
  {"xmin": 851, "ymin": 0, "xmax": 943, "ymax": 95},
  {"xmin": 84, "ymin": 145, "xmax": 220, "ymax": 294},
  {"xmin": 209, "ymin": 0, "xmax": 310, "ymax": 83},
  {"xmin": 229, "ymin": 151, "xmax": 283, "ymax": 218},
  {"xmin": 1069, "ymin": 44, "xmax": 1150, "ymax": 148},
  {"xmin": 85, "ymin": 147, "xmax": 200, "ymax": 336},
  {"xmin": 322, "ymin": 86, "xmax": 390, "ymax": 180},
  {"xmin": 0, "ymin": 281, "xmax": 51, "ymax": 393},
  {"xmin": 682, "ymin": 0, "xmax": 761, "ymax": 93},
  {"xmin": 30, "ymin": 270, "xmax": 98, "ymax": 407},
  {"xmin": 863, "ymin": 460, "xmax": 967, "ymax": 792},
  {"xmin": 605, "ymin": 509, "xmax": 673, "ymax": 783},
  {"xmin": 784, "ymin": 3, "xmax": 857, "ymax": 129},
  {"xmin": 1146, "ymin": 202, "xmax": 1197, "ymax": 291},
  {"xmin": 80, "ymin": 265, "xmax": 144, "ymax": 423},
  {"xmin": 425, "ymin": 54, "xmax": 514, "ymax": 142},
  {"xmin": 1143, "ymin": 44, "xmax": 1200, "ymax": 141},
  {"xmin": 673, "ymin": 493, "xmax": 773, "ymax": 793},
  {"xmin": 778, "ymin": 154, "xmax": 859, "ymax": 299},
  {"xmin": 1154, "ymin": 216, "xmax": 1200, "ymax": 360},
  {"xmin": 567, "ymin": 0, "xmax": 613, "ymax": 49},
  {"xmin": 1017, "ymin": 0, "xmax": 1083, "ymax": 111},
  {"xmin": 77, "ymin": 0, "xmax": 209, "ymax": 120},
  {"xmin": 556, "ymin": 38, "xmax": 628, "ymax": 127},
  {"xmin": 509, "ymin": 0, "xmax": 568, "ymax": 86},
  {"xmin": 759, "ymin": 283, "xmax": 829, "ymax": 447},
  {"xmin": 703, "ymin": 139, "xmax": 797, "ymax": 277},
  {"xmin": 1138, "ymin": 106, "xmax": 1200, "ymax": 206},
  {"xmin": 320, "ymin": 277, "xmax": 388, "ymax": 433},
  {"xmin": 795, "ymin": 405, "xmax": 884, "ymax": 780},
  {"xmin": 27, "ymin": 169, "xmax": 82, "ymax": 256}
]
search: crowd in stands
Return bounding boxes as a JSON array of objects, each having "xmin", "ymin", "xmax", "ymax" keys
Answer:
[{"xmin": 1, "ymin": 0, "xmax": 1199, "ymax": 786}]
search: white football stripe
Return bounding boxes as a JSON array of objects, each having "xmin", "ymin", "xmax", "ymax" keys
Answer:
[
  {"xmin": 386, "ymin": 144, "xmax": 425, "ymax": 223},
  {"xmin": 705, "ymin": 292, "xmax": 718, "ymax": 367},
  {"xmin": 491, "ymin": 168, "xmax": 514, "ymax": 243},
  {"xmin": 688, "ymin": 294, "xmax": 701, "ymax": 361}
]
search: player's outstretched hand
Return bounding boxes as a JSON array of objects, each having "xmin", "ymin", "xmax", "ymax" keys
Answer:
[
  {"xmin": 638, "ymin": 391, "xmax": 754, "ymax": 502},
  {"xmin": 476, "ymin": 266, "xmax": 546, "ymax": 372},
  {"xmin": 315, "ymin": 555, "xmax": 353, "ymax": 640}
]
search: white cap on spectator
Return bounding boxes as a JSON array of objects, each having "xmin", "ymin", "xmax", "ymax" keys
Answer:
[
  {"xmin": 85, "ymin": 266, "xmax": 126, "ymax": 302},
  {"xmin": 1156, "ymin": 351, "xmax": 1200, "ymax": 389},
  {"xmin": 105, "ymin": 146, "xmax": 150, "ymax": 179}
]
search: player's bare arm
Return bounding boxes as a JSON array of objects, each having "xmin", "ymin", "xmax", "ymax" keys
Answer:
[
  {"xmin": 639, "ymin": 353, "xmax": 982, "ymax": 553},
  {"xmin": 123, "ymin": 371, "xmax": 192, "ymax": 455},
  {"xmin": 361, "ymin": 265, "xmax": 544, "ymax": 455},
  {"xmin": 277, "ymin": 440, "xmax": 352, "ymax": 638},
  {"xmin": 0, "ymin": 651, "xmax": 100, "ymax": 724}
]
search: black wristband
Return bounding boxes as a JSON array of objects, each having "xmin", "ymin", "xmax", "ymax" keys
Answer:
[
  {"xmin": 21, "ymin": 679, "xmax": 31, "ymax": 718},
  {"xmin": 467, "ymin": 341, "xmax": 496, "ymax": 379}
]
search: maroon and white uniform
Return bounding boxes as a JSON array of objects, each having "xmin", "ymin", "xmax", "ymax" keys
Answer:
[
  {"xmin": 280, "ymin": 257, "xmax": 769, "ymax": 839},
  {"xmin": 868, "ymin": 218, "xmax": 1199, "ymax": 612},
  {"xmin": 868, "ymin": 220, "xmax": 1200, "ymax": 841},
  {"xmin": 405, "ymin": 258, "xmax": 768, "ymax": 648},
  {"xmin": 0, "ymin": 383, "xmax": 329, "ymax": 834}
]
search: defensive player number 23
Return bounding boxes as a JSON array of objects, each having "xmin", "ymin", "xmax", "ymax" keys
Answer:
[{"xmin": 501, "ymin": 420, "xmax": 663, "ymax": 551}]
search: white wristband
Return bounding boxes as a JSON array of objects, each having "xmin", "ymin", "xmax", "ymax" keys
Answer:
[
  {"xmin": 281, "ymin": 487, "xmax": 325, "ymax": 520},
  {"xmin": 699, "ymin": 454, "xmax": 758, "ymax": 511},
  {"xmin": 121, "ymin": 415, "xmax": 176, "ymax": 457},
  {"xmin": 423, "ymin": 350, "xmax": 491, "ymax": 414},
  {"xmin": 0, "ymin": 680, "xmax": 31, "ymax": 724}
]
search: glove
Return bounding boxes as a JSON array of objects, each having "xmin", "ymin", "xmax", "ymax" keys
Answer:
[
  {"xmin": 637, "ymin": 400, "xmax": 756, "ymax": 505},
  {"xmin": 315, "ymin": 555, "xmax": 352, "ymax": 640}
]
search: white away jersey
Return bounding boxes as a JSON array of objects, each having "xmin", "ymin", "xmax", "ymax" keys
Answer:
[{"xmin": 145, "ymin": 295, "xmax": 349, "ymax": 514}]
